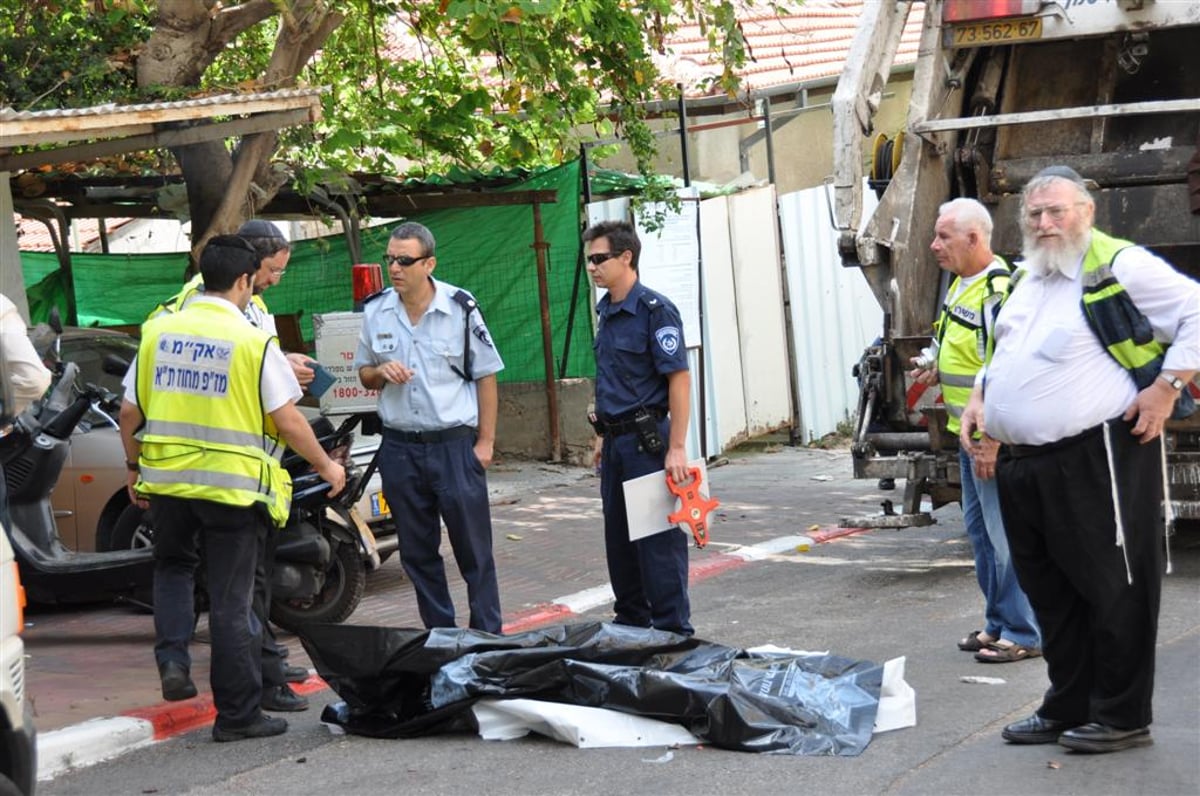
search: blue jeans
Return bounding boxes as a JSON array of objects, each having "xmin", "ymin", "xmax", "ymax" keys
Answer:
[{"xmin": 960, "ymin": 448, "xmax": 1040, "ymax": 648}]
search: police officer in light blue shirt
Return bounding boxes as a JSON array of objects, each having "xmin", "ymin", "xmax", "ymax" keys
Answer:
[
  {"xmin": 584, "ymin": 220, "xmax": 693, "ymax": 636},
  {"xmin": 355, "ymin": 221, "xmax": 504, "ymax": 633}
]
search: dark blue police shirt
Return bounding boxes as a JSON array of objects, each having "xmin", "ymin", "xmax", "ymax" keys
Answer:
[{"xmin": 593, "ymin": 280, "xmax": 689, "ymax": 420}]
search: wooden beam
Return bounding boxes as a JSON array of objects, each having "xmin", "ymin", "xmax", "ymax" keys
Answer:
[
  {"xmin": 355, "ymin": 190, "xmax": 560, "ymax": 214},
  {"xmin": 0, "ymin": 108, "xmax": 316, "ymax": 172}
]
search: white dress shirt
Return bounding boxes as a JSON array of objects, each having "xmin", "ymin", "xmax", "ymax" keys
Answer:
[{"xmin": 985, "ymin": 237, "xmax": 1200, "ymax": 446}]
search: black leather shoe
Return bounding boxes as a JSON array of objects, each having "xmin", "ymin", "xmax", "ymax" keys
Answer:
[
  {"xmin": 282, "ymin": 664, "xmax": 310, "ymax": 683},
  {"xmin": 261, "ymin": 683, "xmax": 309, "ymax": 712},
  {"xmin": 1001, "ymin": 714, "xmax": 1081, "ymax": 744},
  {"xmin": 159, "ymin": 661, "xmax": 198, "ymax": 702},
  {"xmin": 212, "ymin": 713, "xmax": 288, "ymax": 742},
  {"xmin": 1058, "ymin": 722, "xmax": 1152, "ymax": 753}
]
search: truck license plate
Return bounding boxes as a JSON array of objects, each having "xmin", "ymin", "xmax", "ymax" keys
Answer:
[
  {"xmin": 946, "ymin": 18, "xmax": 1042, "ymax": 49},
  {"xmin": 370, "ymin": 491, "xmax": 390, "ymax": 518}
]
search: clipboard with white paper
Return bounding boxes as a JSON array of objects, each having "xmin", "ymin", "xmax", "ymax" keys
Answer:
[{"xmin": 622, "ymin": 458, "xmax": 709, "ymax": 542}]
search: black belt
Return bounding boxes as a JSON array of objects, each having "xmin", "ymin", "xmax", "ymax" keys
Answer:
[
  {"xmin": 601, "ymin": 407, "xmax": 666, "ymax": 437},
  {"xmin": 1003, "ymin": 422, "xmax": 1105, "ymax": 459},
  {"xmin": 383, "ymin": 425, "xmax": 476, "ymax": 444}
]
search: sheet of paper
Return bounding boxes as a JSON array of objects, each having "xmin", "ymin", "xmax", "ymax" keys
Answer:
[{"xmin": 622, "ymin": 458, "xmax": 709, "ymax": 542}]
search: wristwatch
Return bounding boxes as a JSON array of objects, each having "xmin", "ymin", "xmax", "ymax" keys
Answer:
[
  {"xmin": 125, "ymin": 459, "xmax": 140, "ymax": 472},
  {"xmin": 1158, "ymin": 373, "xmax": 1185, "ymax": 391}
]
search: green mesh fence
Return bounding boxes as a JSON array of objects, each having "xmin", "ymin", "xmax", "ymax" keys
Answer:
[{"xmin": 20, "ymin": 161, "xmax": 596, "ymax": 383}]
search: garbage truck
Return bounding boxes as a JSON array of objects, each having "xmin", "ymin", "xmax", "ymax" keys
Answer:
[{"xmin": 831, "ymin": 0, "xmax": 1200, "ymax": 525}]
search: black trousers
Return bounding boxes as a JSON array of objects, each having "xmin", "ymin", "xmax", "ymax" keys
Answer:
[
  {"xmin": 151, "ymin": 495, "xmax": 267, "ymax": 727},
  {"xmin": 997, "ymin": 418, "xmax": 1164, "ymax": 730},
  {"xmin": 378, "ymin": 433, "xmax": 502, "ymax": 633},
  {"xmin": 254, "ymin": 529, "xmax": 288, "ymax": 687}
]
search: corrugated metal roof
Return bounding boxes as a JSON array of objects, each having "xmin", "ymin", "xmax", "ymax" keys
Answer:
[{"xmin": 0, "ymin": 88, "xmax": 323, "ymax": 122}]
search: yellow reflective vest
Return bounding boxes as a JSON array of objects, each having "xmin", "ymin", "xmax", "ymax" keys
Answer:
[
  {"xmin": 134, "ymin": 300, "xmax": 292, "ymax": 527},
  {"xmin": 934, "ymin": 258, "xmax": 1010, "ymax": 434}
]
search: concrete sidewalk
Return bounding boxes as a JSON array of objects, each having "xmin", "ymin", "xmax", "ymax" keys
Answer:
[{"xmin": 28, "ymin": 442, "xmax": 877, "ymax": 778}]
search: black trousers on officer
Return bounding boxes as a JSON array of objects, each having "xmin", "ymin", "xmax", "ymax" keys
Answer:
[
  {"xmin": 997, "ymin": 417, "xmax": 1163, "ymax": 730},
  {"xmin": 151, "ymin": 495, "xmax": 267, "ymax": 727},
  {"xmin": 253, "ymin": 529, "xmax": 288, "ymax": 688},
  {"xmin": 599, "ymin": 417, "xmax": 693, "ymax": 636},
  {"xmin": 378, "ymin": 432, "xmax": 502, "ymax": 633}
]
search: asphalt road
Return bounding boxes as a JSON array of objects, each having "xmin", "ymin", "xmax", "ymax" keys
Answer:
[{"xmin": 36, "ymin": 445, "xmax": 1200, "ymax": 795}]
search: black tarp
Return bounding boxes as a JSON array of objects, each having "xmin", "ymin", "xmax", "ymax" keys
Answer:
[{"xmin": 300, "ymin": 621, "xmax": 884, "ymax": 756}]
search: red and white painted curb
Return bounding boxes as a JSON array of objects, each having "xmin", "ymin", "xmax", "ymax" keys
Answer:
[{"xmin": 36, "ymin": 530, "xmax": 863, "ymax": 780}]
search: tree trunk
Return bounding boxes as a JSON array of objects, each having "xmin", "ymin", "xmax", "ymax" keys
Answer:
[{"xmin": 137, "ymin": 0, "xmax": 338, "ymax": 257}]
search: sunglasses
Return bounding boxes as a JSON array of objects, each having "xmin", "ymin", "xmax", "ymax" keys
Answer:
[
  {"xmin": 586, "ymin": 251, "xmax": 625, "ymax": 266},
  {"xmin": 384, "ymin": 254, "xmax": 431, "ymax": 267}
]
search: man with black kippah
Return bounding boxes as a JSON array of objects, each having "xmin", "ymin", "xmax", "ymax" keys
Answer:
[
  {"xmin": 119, "ymin": 235, "xmax": 345, "ymax": 742},
  {"xmin": 961, "ymin": 166, "xmax": 1200, "ymax": 753},
  {"xmin": 150, "ymin": 220, "xmax": 314, "ymax": 388}
]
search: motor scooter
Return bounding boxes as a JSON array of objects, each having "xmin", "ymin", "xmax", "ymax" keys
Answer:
[
  {"xmin": 110, "ymin": 413, "xmax": 390, "ymax": 632},
  {"xmin": 1, "ymin": 359, "xmax": 155, "ymax": 606}
]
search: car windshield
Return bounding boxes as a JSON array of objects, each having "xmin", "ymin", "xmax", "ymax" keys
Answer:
[{"xmin": 60, "ymin": 333, "xmax": 138, "ymax": 399}]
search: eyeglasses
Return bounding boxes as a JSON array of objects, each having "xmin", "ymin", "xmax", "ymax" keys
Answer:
[
  {"xmin": 384, "ymin": 254, "xmax": 431, "ymax": 267},
  {"xmin": 1025, "ymin": 203, "xmax": 1082, "ymax": 225},
  {"xmin": 268, "ymin": 267, "xmax": 287, "ymax": 277},
  {"xmin": 586, "ymin": 251, "xmax": 625, "ymax": 266}
]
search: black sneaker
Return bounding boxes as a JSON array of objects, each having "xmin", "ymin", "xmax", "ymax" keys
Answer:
[
  {"xmin": 261, "ymin": 683, "xmax": 309, "ymax": 712},
  {"xmin": 212, "ymin": 713, "xmax": 288, "ymax": 743},
  {"xmin": 159, "ymin": 661, "xmax": 198, "ymax": 702},
  {"xmin": 282, "ymin": 664, "xmax": 310, "ymax": 683}
]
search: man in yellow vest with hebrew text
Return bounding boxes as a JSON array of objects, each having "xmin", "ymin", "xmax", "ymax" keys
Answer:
[{"xmin": 118, "ymin": 235, "xmax": 345, "ymax": 743}]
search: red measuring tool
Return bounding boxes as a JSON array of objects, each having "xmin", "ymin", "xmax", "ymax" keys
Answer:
[{"xmin": 666, "ymin": 466, "xmax": 719, "ymax": 548}]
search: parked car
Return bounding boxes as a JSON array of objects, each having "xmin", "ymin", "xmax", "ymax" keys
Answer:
[{"xmin": 47, "ymin": 327, "xmax": 139, "ymax": 553}]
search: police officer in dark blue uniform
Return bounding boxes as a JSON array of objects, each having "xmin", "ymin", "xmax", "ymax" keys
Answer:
[
  {"xmin": 583, "ymin": 220, "xmax": 693, "ymax": 636},
  {"xmin": 355, "ymin": 222, "xmax": 505, "ymax": 634}
]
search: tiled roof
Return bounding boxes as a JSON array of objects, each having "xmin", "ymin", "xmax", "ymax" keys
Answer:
[
  {"xmin": 662, "ymin": 0, "xmax": 926, "ymax": 98},
  {"xmin": 377, "ymin": 1, "xmax": 923, "ymax": 102},
  {"xmin": 16, "ymin": 215, "xmax": 133, "ymax": 253}
]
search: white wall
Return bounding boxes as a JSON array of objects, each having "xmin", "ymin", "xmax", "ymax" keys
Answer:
[
  {"xmin": 698, "ymin": 195, "xmax": 749, "ymax": 453},
  {"xmin": 779, "ymin": 182, "xmax": 884, "ymax": 442},
  {"xmin": 726, "ymin": 186, "xmax": 792, "ymax": 436}
]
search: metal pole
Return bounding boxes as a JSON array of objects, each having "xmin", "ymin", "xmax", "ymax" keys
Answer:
[
  {"xmin": 763, "ymin": 97, "xmax": 777, "ymax": 186},
  {"xmin": 531, "ymin": 201, "xmax": 562, "ymax": 462},
  {"xmin": 559, "ymin": 147, "xmax": 590, "ymax": 378},
  {"xmin": 677, "ymin": 84, "xmax": 691, "ymax": 187}
]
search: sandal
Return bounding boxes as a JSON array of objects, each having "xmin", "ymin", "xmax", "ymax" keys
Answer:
[
  {"xmin": 958, "ymin": 630, "xmax": 994, "ymax": 652},
  {"xmin": 974, "ymin": 642, "xmax": 1042, "ymax": 663}
]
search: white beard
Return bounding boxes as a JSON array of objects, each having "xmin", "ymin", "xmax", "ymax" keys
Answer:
[{"xmin": 1021, "ymin": 229, "xmax": 1089, "ymax": 276}]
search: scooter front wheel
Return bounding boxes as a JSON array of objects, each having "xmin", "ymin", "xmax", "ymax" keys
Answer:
[{"xmin": 270, "ymin": 540, "xmax": 366, "ymax": 632}]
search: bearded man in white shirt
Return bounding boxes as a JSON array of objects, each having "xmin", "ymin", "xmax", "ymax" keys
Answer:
[{"xmin": 961, "ymin": 166, "xmax": 1200, "ymax": 754}]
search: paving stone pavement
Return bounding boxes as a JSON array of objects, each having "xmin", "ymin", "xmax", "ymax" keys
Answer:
[{"xmin": 21, "ymin": 443, "xmax": 878, "ymax": 734}]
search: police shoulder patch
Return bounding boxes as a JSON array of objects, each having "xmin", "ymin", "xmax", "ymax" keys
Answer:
[
  {"xmin": 472, "ymin": 324, "xmax": 494, "ymax": 348},
  {"xmin": 654, "ymin": 325, "xmax": 682, "ymax": 355}
]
